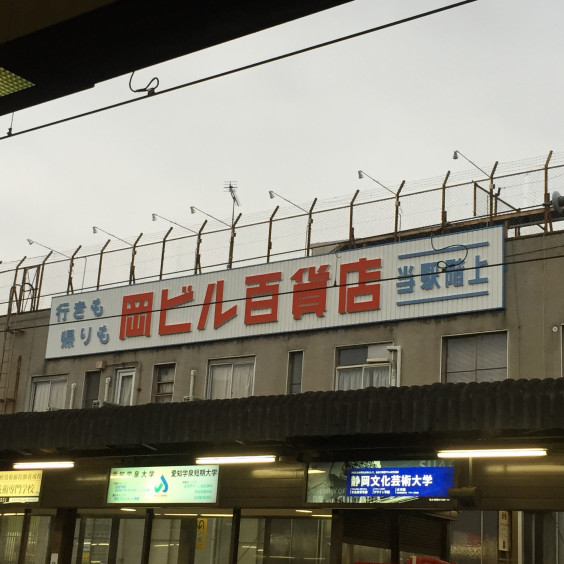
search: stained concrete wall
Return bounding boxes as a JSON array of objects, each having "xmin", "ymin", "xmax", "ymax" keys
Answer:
[{"xmin": 2, "ymin": 230, "xmax": 563, "ymax": 413}]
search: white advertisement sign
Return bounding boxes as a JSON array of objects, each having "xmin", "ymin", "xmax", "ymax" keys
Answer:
[
  {"xmin": 107, "ymin": 465, "xmax": 219, "ymax": 505},
  {"xmin": 47, "ymin": 227, "xmax": 504, "ymax": 358},
  {"xmin": 0, "ymin": 470, "xmax": 42, "ymax": 503}
]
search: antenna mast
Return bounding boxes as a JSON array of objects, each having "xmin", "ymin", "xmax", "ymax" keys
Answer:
[{"xmin": 225, "ymin": 182, "xmax": 241, "ymax": 226}]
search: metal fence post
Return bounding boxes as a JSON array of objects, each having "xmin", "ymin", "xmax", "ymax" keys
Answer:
[{"xmin": 267, "ymin": 206, "xmax": 279, "ymax": 263}]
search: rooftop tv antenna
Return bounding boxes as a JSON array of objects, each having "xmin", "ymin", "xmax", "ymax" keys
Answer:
[{"xmin": 225, "ymin": 181, "xmax": 241, "ymax": 226}]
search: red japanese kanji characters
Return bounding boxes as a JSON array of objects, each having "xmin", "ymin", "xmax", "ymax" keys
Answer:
[
  {"xmin": 198, "ymin": 280, "xmax": 237, "ymax": 330},
  {"xmin": 291, "ymin": 265, "xmax": 330, "ymax": 320},
  {"xmin": 159, "ymin": 286, "xmax": 194, "ymax": 335},
  {"xmin": 244, "ymin": 271, "xmax": 282, "ymax": 325},
  {"xmin": 119, "ymin": 292, "xmax": 153, "ymax": 340},
  {"xmin": 338, "ymin": 257, "xmax": 381, "ymax": 313}
]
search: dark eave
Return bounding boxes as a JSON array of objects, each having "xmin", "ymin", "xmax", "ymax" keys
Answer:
[
  {"xmin": 1, "ymin": 378, "xmax": 564, "ymax": 463},
  {"xmin": 0, "ymin": 0, "xmax": 353, "ymax": 117}
]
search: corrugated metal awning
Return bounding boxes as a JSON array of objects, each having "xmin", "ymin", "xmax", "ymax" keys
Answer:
[{"xmin": 1, "ymin": 378, "xmax": 563, "ymax": 460}]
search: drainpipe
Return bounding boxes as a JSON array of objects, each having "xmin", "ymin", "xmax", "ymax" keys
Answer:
[
  {"xmin": 69, "ymin": 383, "xmax": 76, "ymax": 409},
  {"xmin": 104, "ymin": 377, "xmax": 111, "ymax": 402},
  {"xmin": 387, "ymin": 346, "xmax": 402, "ymax": 387},
  {"xmin": 189, "ymin": 370, "xmax": 196, "ymax": 401}
]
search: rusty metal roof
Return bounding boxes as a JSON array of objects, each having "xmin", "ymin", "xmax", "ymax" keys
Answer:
[{"xmin": 2, "ymin": 378, "xmax": 564, "ymax": 461}]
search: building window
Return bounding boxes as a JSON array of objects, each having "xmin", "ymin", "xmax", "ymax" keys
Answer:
[
  {"xmin": 207, "ymin": 356, "xmax": 255, "ymax": 399},
  {"xmin": 287, "ymin": 350, "xmax": 303, "ymax": 394},
  {"xmin": 83, "ymin": 370, "xmax": 101, "ymax": 408},
  {"xmin": 30, "ymin": 377, "xmax": 67, "ymax": 412},
  {"xmin": 336, "ymin": 343, "xmax": 394, "ymax": 391},
  {"xmin": 114, "ymin": 368, "xmax": 136, "ymax": 406},
  {"xmin": 444, "ymin": 332, "xmax": 507, "ymax": 383},
  {"xmin": 153, "ymin": 363, "xmax": 175, "ymax": 403}
]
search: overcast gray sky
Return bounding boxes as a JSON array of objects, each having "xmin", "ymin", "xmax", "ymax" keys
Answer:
[{"xmin": 1, "ymin": 0, "xmax": 562, "ymax": 263}]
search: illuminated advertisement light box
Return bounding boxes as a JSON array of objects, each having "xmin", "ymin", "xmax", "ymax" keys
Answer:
[
  {"xmin": 307, "ymin": 460, "xmax": 454, "ymax": 508},
  {"xmin": 346, "ymin": 466, "xmax": 454, "ymax": 498},
  {"xmin": 0, "ymin": 471, "xmax": 42, "ymax": 503},
  {"xmin": 107, "ymin": 466, "xmax": 219, "ymax": 505}
]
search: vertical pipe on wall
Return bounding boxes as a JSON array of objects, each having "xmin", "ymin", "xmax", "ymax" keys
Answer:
[
  {"xmin": 69, "ymin": 383, "xmax": 76, "ymax": 409},
  {"xmin": 189, "ymin": 369, "xmax": 196, "ymax": 401},
  {"xmin": 104, "ymin": 377, "xmax": 111, "ymax": 402}
]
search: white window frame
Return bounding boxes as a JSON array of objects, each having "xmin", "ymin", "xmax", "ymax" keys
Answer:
[
  {"xmin": 206, "ymin": 356, "xmax": 255, "ymax": 400},
  {"xmin": 335, "ymin": 343, "xmax": 399, "ymax": 391},
  {"xmin": 442, "ymin": 330, "xmax": 508, "ymax": 384},
  {"xmin": 29, "ymin": 375, "xmax": 67, "ymax": 412},
  {"xmin": 114, "ymin": 367, "xmax": 136, "ymax": 406},
  {"xmin": 152, "ymin": 362, "xmax": 176, "ymax": 403}
]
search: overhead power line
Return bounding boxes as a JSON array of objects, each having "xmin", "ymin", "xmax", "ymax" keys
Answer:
[
  {"xmin": 1, "ymin": 246, "xmax": 562, "ymax": 335},
  {"xmin": 1, "ymin": 0, "xmax": 478, "ymax": 141}
]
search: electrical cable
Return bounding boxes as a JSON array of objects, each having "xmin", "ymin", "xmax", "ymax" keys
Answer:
[
  {"xmin": 0, "ymin": 0, "xmax": 478, "ymax": 142},
  {"xmin": 0, "ymin": 246, "xmax": 563, "ymax": 335},
  {"xmin": 128, "ymin": 71, "xmax": 159, "ymax": 95}
]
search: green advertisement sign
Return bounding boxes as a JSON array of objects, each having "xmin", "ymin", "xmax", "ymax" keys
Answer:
[{"xmin": 107, "ymin": 465, "xmax": 219, "ymax": 504}]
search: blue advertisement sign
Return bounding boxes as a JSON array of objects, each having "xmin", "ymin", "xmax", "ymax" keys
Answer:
[{"xmin": 346, "ymin": 466, "xmax": 454, "ymax": 498}]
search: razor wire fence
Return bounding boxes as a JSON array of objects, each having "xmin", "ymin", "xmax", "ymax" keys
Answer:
[{"xmin": 1, "ymin": 152, "xmax": 563, "ymax": 316}]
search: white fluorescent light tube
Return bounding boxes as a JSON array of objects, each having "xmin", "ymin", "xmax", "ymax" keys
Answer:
[
  {"xmin": 437, "ymin": 448, "xmax": 547, "ymax": 459},
  {"xmin": 13, "ymin": 461, "xmax": 75, "ymax": 469},
  {"xmin": 195, "ymin": 455, "xmax": 276, "ymax": 465}
]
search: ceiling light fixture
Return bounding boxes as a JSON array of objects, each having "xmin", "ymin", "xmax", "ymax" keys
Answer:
[
  {"xmin": 0, "ymin": 67, "xmax": 34, "ymax": 97},
  {"xmin": 437, "ymin": 448, "xmax": 547, "ymax": 459},
  {"xmin": 13, "ymin": 460, "xmax": 75, "ymax": 470},
  {"xmin": 195, "ymin": 455, "xmax": 276, "ymax": 465}
]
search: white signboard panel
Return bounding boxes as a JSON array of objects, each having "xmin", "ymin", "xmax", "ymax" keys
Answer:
[
  {"xmin": 47, "ymin": 227, "xmax": 504, "ymax": 358},
  {"xmin": 107, "ymin": 465, "xmax": 218, "ymax": 505},
  {"xmin": 0, "ymin": 470, "xmax": 42, "ymax": 504}
]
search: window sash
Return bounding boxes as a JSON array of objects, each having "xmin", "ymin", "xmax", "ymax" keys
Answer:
[
  {"xmin": 31, "ymin": 378, "xmax": 67, "ymax": 412},
  {"xmin": 153, "ymin": 364, "xmax": 175, "ymax": 402},
  {"xmin": 445, "ymin": 332, "xmax": 507, "ymax": 383},
  {"xmin": 208, "ymin": 358, "xmax": 255, "ymax": 399},
  {"xmin": 337, "ymin": 364, "xmax": 391, "ymax": 391},
  {"xmin": 115, "ymin": 369, "xmax": 135, "ymax": 406}
]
